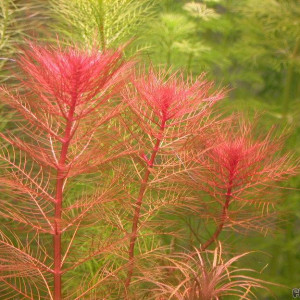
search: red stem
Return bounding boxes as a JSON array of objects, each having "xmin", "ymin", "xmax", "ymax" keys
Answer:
[
  {"xmin": 125, "ymin": 120, "xmax": 166, "ymax": 292},
  {"xmin": 53, "ymin": 104, "xmax": 76, "ymax": 300},
  {"xmin": 200, "ymin": 182, "xmax": 232, "ymax": 251}
]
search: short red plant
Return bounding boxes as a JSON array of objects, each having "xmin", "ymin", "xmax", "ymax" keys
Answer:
[
  {"xmin": 175, "ymin": 118, "xmax": 296, "ymax": 251},
  {"xmin": 0, "ymin": 41, "xmax": 296, "ymax": 299}
]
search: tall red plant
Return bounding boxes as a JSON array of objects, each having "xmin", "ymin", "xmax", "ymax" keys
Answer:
[
  {"xmin": 121, "ymin": 67, "xmax": 226, "ymax": 293},
  {"xmin": 0, "ymin": 42, "xmax": 132, "ymax": 299}
]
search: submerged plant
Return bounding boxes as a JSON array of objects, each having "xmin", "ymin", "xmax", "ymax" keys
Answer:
[
  {"xmin": 0, "ymin": 40, "xmax": 296, "ymax": 299},
  {"xmin": 138, "ymin": 244, "xmax": 273, "ymax": 300},
  {"xmin": 171, "ymin": 117, "xmax": 296, "ymax": 251},
  {"xmin": 144, "ymin": 13, "xmax": 196, "ymax": 66},
  {"xmin": 0, "ymin": 41, "xmax": 132, "ymax": 299},
  {"xmin": 183, "ymin": 2, "xmax": 220, "ymax": 21},
  {"xmin": 0, "ymin": 0, "xmax": 48, "ymax": 83},
  {"xmin": 50, "ymin": 0, "xmax": 157, "ymax": 50},
  {"xmin": 122, "ymin": 67, "xmax": 226, "ymax": 293}
]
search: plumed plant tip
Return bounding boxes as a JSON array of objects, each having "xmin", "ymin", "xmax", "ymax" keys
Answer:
[
  {"xmin": 123, "ymin": 67, "xmax": 226, "ymax": 138},
  {"xmin": 16, "ymin": 41, "xmax": 131, "ymax": 119}
]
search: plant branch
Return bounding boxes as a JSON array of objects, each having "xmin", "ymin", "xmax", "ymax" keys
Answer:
[
  {"xmin": 124, "ymin": 120, "xmax": 166, "ymax": 292},
  {"xmin": 282, "ymin": 38, "xmax": 300, "ymax": 119},
  {"xmin": 95, "ymin": 0, "xmax": 106, "ymax": 50},
  {"xmin": 53, "ymin": 101, "xmax": 76, "ymax": 300},
  {"xmin": 200, "ymin": 183, "xmax": 232, "ymax": 251}
]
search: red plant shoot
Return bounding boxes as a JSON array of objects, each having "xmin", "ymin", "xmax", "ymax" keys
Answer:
[
  {"xmin": 178, "ymin": 117, "xmax": 296, "ymax": 250},
  {"xmin": 122, "ymin": 67, "xmax": 226, "ymax": 292},
  {"xmin": 0, "ymin": 41, "xmax": 132, "ymax": 299}
]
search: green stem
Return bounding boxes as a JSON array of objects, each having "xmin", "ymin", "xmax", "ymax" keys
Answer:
[
  {"xmin": 282, "ymin": 38, "xmax": 300, "ymax": 120},
  {"xmin": 0, "ymin": 0, "xmax": 9, "ymax": 50},
  {"xmin": 96, "ymin": 0, "xmax": 106, "ymax": 50},
  {"xmin": 166, "ymin": 45, "xmax": 171, "ymax": 66},
  {"xmin": 187, "ymin": 53, "xmax": 193, "ymax": 73}
]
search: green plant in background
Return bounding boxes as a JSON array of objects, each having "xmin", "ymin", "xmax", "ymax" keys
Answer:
[
  {"xmin": 183, "ymin": 1, "xmax": 220, "ymax": 20},
  {"xmin": 143, "ymin": 2, "xmax": 220, "ymax": 69},
  {"xmin": 0, "ymin": 0, "xmax": 48, "ymax": 131},
  {"xmin": 0, "ymin": 0, "xmax": 27, "ymax": 83},
  {"xmin": 0, "ymin": 0, "xmax": 14, "ymax": 82},
  {"xmin": 227, "ymin": 0, "xmax": 300, "ymax": 121},
  {"xmin": 50, "ymin": 0, "xmax": 157, "ymax": 50},
  {"xmin": 174, "ymin": 40, "xmax": 210, "ymax": 72},
  {"xmin": 0, "ymin": 0, "xmax": 48, "ymax": 83},
  {"xmin": 145, "ymin": 0, "xmax": 299, "ymax": 119},
  {"xmin": 145, "ymin": 13, "xmax": 196, "ymax": 66}
]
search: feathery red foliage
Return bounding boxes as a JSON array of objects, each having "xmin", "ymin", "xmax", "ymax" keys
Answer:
[
  {"xmin": 0, "ymin": 41, "xmax": 133, "ymax": 299},
  {"xmin": 122, "ymin": 67, "xmax": 226, "ymax": 293},
  {"xmin": 123, "ymin": 67, "xmax": 225, "ymax": 140},
  {"xmin": 128, "ymin": 68, "xmax": 222, "ymax": 122},
  {"xmin": 0, "ymin": 40, "xmax": 296, "ymax": 299},
  {"xmin": 17, "ymin": 42, "xmax": 129, "ymax": 118},
  {"xmin": 138, "ymin": 243, "xmax": 275, "ymax": 300},
  {"xmin": 179, "ymin": 117, "xmax": 296, "ymax": 250}
]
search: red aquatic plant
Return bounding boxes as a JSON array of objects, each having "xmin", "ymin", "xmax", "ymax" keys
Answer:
[
  {"xmin": 137, "ymin": 243, "xmax": 275, "ymax": 300},
  {"xmin": 0, "ymin": 41, "xmax": 133, "ymax": 299},
  {"xmin": 177, "ymin": 117, "xmax": 296, "ymax": 250},
  {"xmin": 122, "ymin": 67, "xmax": 226, "ymax": 293},
  {"xmin": 0, "ymin": 41, "xmax": 296, "ymax": 299}
]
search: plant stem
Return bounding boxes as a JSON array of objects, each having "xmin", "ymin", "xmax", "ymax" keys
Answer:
[
  {"xmin": 201, "ymin": 183, "xmax": 232, "ymax": 251},
  {"xmin": 0, "ymin": 0, "xmax": 9, "ymax": 50},
  {"xmin": 97, "ymin": 0, "xmax": 106, "ymax": 50},
  {"xmin": 187, "ymin": 53, "xmax": 193, "ymax": 73},
  {"xmin": 166, "ymin": 46, "xmax": 171, "ymax": 66},
  {"xmin": 282, "ymin": 38, "xmax": 300, "ymax": 120},
  {"xmin": 53, "ymin": 103, "xmax": 76, "ymax": 300},
  {"xmin": 125, "ymin": 121, "xmax": 166, "ymax": 292}
]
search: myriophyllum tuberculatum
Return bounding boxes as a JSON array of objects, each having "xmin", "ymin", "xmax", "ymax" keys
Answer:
[
  {"xmin": 0, "ymin": 41, "xmax": 133, "ymax": 299},
  {"xmin": 0, "ymin": 41, "xmax": 296, "ymax": 299}
]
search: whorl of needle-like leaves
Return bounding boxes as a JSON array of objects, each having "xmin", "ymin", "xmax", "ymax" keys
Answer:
[
  {"xmin": 123, "ymin": 67, "xmax": 225, "ymax": 137},
  {"xmin": 16, "ymin": 42, "xmax": 131, "ymax": 119}
]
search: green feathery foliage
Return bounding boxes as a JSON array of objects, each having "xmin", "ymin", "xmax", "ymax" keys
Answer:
[
  {"xmin": 141, "ymin": 1, "xmax": 224, "ymax": 71},
  {"xmin": 144, "ymin": 13, "xmax": 196, "ymax": 66},
  {"xmin": 0, "ymin": 0, "xmax": 25, "ymax": 83},
  {"xmin": 50, "ymin": 0, "xmax": 157, "ymax": 50},
  {"xmin": 0, "ymin": 0, "xmax": 48, "ymax": 83},
  {"xmin": 0, "ymin": 0, "xmax": 49, "ymax": 132}
]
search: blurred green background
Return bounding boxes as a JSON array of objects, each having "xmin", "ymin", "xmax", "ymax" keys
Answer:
[{"xmin": 1, "ymin": 0, "xmax": 299, "ymax": 298}]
